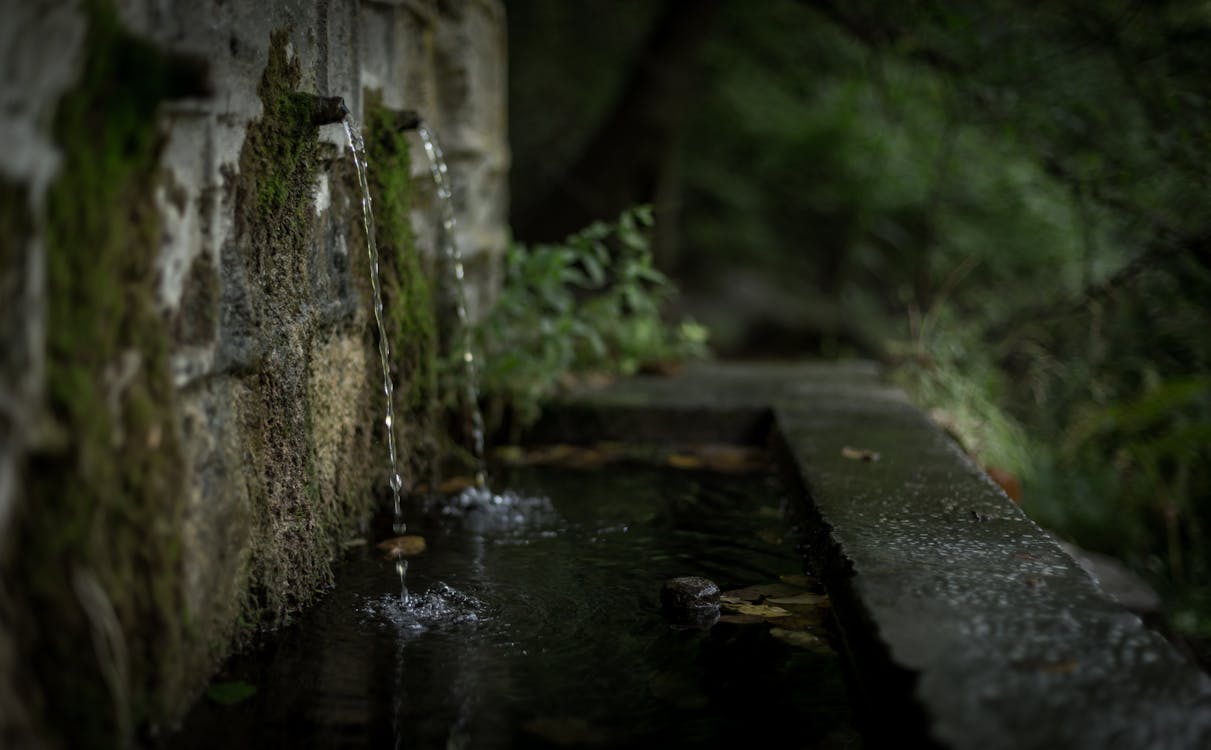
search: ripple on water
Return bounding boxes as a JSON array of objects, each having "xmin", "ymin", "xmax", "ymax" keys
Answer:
[
  {"xmin": 362, "ymin": 582, "xmax": 487, "ymax": 633},
  {"xmin": 438, "ymin": 486, "xmax": 559, "ymax": 535}
]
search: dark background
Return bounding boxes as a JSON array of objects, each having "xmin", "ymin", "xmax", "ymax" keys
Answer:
[{"xmin": 505, "ymin": 0, "xmax": 1211, "ymax": 654}]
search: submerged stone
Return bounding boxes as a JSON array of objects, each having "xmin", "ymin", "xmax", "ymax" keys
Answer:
[
  {"xmin": 376, "ymin": 535, "xmax": 427, "ymax": 559},
  {"xmin": 660, "ymin": 576, "xmax": 721, "ymax": 610}
]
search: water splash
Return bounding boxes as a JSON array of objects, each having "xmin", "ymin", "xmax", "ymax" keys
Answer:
[
  {"xmin": 342, "ymin": 116, "xmax": 408, "ymax": 536},
  {"xmin": 414, "ymin": 122, "xmax": 487, "ymax": 488},
  {"xmin": 363, "ymin": 581, "xmax": 486, "ymax": 633}
]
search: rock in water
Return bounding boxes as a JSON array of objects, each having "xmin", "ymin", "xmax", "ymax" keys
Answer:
[
  {"xmin": 661, "ymin": 576, "xmax": 721, "ymax": 610},
  {"xmin": 376, "ymin": 535, "xmax": 427, "ymax": 559}
]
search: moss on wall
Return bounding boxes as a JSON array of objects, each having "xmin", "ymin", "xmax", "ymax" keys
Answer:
[
  {"xmin": 362, "ymin": 91, "xmax": 442, "ymax": 486},
  {"xmin": 2, "ymin": 13, "xmax": 449, "ymax": 745},
  {"xmin": 230, "ymin": 30, "xmax": 376, "ymax": 637},
  {"xmin": 1, "ymin": 4, "xmax": 190, "ymax": 746}
]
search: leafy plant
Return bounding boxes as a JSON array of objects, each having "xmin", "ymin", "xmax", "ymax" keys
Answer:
[{"xmin": 464, "ymin": 206, "xmax": 709, "ymax": 431}]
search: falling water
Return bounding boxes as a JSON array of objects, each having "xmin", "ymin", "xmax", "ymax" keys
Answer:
[
  {"xmin": 414, "ymin": 121, "xmax": 487, "ymax": 488},
  {"xmin": 342, "ymin": 116, "xmax": 408, "ymax": 537}
]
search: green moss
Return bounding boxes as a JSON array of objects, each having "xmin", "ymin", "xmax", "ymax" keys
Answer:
[
  {"xmin": 4, "ymin": 4, "xmax": 190, "ymax": 746},
  {"xmin": 362, "ymin": 91, "xmax": 442, "ymax": 484},
  {"xmin": 231, "ymin": 31, "xmax": 375, "ymax": 638}
]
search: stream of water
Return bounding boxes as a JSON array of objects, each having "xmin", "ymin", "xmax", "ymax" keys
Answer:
[
  {"xmin": 343, "ymin": 116, "xmax": 408, "ymax": 537},
  {"xmin": 414, "ymin": 121, "xmax": 487, "ymax": 488}
]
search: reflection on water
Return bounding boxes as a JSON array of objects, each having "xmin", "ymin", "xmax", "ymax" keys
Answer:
[{"xmin": 165, "ymin": 466, "xmax": 858, "ymax": 749}]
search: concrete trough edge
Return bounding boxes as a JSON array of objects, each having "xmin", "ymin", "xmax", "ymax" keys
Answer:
[{"xmin": 526, "ymin": 362, "xmax": 1211, "ymax": 749}]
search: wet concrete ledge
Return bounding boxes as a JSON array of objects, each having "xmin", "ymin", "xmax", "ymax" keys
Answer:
[{"xmin": 528, "ymin": 361, "xmax": 1211, "ymax": 749}]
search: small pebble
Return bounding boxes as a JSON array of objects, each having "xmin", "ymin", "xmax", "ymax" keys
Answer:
[{"xmin": 376, "ymin": 535, "xmax": 427, "ymax": 559}]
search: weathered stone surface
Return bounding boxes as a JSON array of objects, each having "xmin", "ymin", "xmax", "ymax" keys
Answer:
[
  {"xmin": 0, "ymin": 1, "xmax": 508, "ymax": 745},
  {"xmin": 538, "ymin": 361, "xmax": 1211, "ymax": 749}
]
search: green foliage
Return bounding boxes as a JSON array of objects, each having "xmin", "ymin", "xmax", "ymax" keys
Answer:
[
  {"xmin": 471, "ymin": 206, "xmax": 709, "ymax": 428},
  {"xmin": 509, "ymin": 0, "xmax": 1211, "ymax": 640},
  {"xmin": 888, "ymin": 318, "xmax": 1030, "ymax": 480}
]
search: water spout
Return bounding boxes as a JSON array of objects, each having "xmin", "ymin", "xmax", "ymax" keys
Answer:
[
  {"xmin": 311, "ymin": 96, "xmax": 349, "ymax": 126},
  {"xmin": 342, "ymin": 115, "xmax": 408, "ymax": 536},
  {"xmin": 393, "ymin": 109, "xmax": 422, "ymax": 132}
]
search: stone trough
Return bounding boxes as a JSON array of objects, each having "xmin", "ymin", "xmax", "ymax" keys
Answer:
[{"xmin": 526, "ymin": 361, "xmax": 1211, "ymax": 750}]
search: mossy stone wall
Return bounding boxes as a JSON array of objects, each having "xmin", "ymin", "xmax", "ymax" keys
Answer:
[{"xmin": 0, "ymin": 1, "xmax": 508, "ymax": 747}]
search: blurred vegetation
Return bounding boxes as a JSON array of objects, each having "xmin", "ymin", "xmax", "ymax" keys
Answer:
[
  {"xmin": 508, "ymin": 0, "xmax": 1211, "ymax": 647},
  {"xmin": 467, "ymin": 206, "xmax": 709, "ymax": 437}
]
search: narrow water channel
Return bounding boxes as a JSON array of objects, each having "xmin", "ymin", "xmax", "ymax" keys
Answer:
[{"xmin": 166, "ymin": 465, "xmax": 858, "ymax": 748}]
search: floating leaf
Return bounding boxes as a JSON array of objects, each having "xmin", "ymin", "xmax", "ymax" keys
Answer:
[
  {"xmin": 666, "ymin": 454, "xmax": 703, "ymax": 470},
  {"xmin": 376, "ymin": 535, "xmax": 427, "ymax": 559},
  {"xmin": 493, "ymin": 445, "xmax": 525, "ymax": 464},
  {"xmin": 766, "ymin": 592, "xmax": 830, "ymax": 607},
  {"xmin": 770, "ymin": 628, "xmax": 832, "ymax": 652},
  {"xmin": 841, "ymin": 446, "xmax": 881, "ymax": 462},
  {"xmin": 722, "ymin": 602, "xmax": 791, "ymax": 618},
  {"xmin": 206, "ymin": 681, "xmax": 257, "ymax": 706},
  {"xmin": 439, "ymin": 476, "xmax": 477, "ymax": 493},
  {"xmin": 688, "ymin": 444, "xmax": 770, "ymax": 473},
  {"xmin": 723, "ymin": 583, "xmax": 803, "ymax": 602}
]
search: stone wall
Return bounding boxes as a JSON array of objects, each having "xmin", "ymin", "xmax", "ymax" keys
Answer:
[{"xmin": 0, "ymin": 0, "xmax": 507, "ymax": 746}]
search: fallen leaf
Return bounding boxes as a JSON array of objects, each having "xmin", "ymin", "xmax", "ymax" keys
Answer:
[
  {"xmin": 666, "ymin": 454, "xmax": 703, "ymax": 470},
  {"xmin": 525, "ymin": 444, "xmax": 579, "ymax": 465},
  {"xmin": 439, "ymin": 476, "xmax": 476, "ymax": 493},
  {"xmin": 779, "ymin": 573, "xmax": 818, "ymax": 588},
  {"xmin": 493, "ymin": 445, "xmax": 525, "ymax": 464},
  {"xmin": 766, "ymin": 592, "xmax": 830, "ymax": 607},
  {"xmin": 593, "ymin": 442, "xmax": 628, "ymax": 460},
  {"xmin": 985, "ymin": 465, "xmax": 1023, "ymax": 503},
  {"xmin": 769, "ymin": 627, "xmax": 832, "ymax": 652},
  {"xmin": 206, "ymin": 680, "xmax": 257, "ymax": 706},
  {"xmin": 723, "ymin": 583, "xmax": 803, "ymax": 602},
  {"xmin": 841, "ymin": 446, "xmax": 881, "ymax": 462},
  {"xmin": 721, "ymin": 602, "xmax": 791, "ymax": 618},
  {"xmin": 376, "ymin": 535, "xmax": 427, "ymax": 558},
  {"xmin": 689, "ymin": 444, "xmax": 771, "ymax": 473}
]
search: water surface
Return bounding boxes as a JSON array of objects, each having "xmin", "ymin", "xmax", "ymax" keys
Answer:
[{"xmin": 167, "ymin": 465, "xmax": 857, "ymax": 748}]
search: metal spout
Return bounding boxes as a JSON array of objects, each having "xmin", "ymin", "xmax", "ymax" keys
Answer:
[
  {"xmin": 310, "ymin": 96, "xmax": 349, "ymax": 126},
  {"xmin": 394, "ymin": 109, "xmax": 422, "ymax": 131}
]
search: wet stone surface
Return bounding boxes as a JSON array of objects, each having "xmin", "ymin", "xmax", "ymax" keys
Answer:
[
  {"xmin": 541, "ymin": 361, "xmax": 1211, "ymax": 750},
  {"xmin": 661, "ymin": 576, "xmax": 722, "ymax": 610}
]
